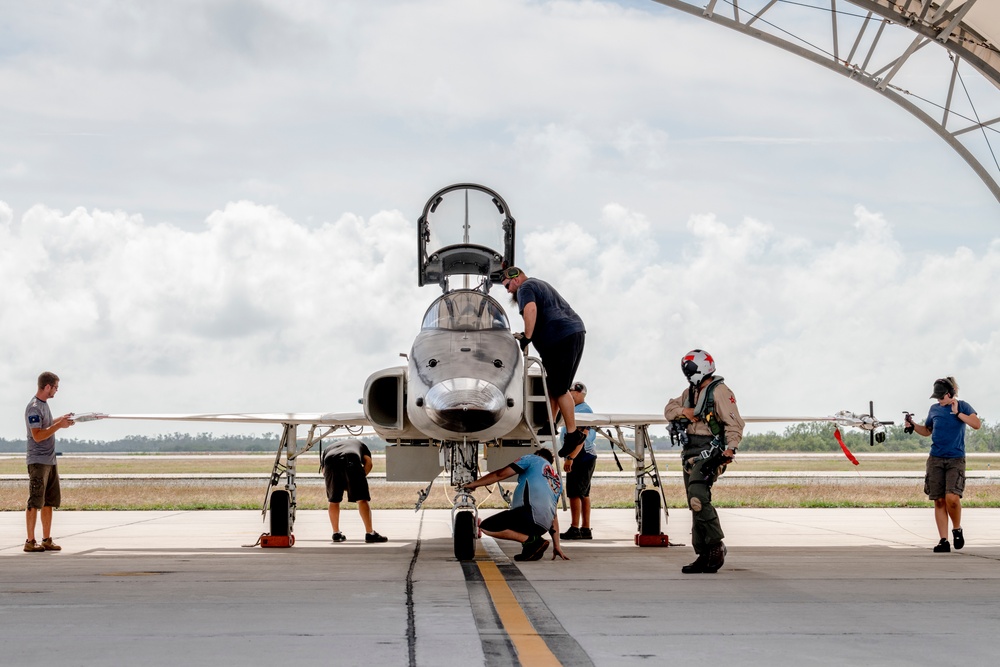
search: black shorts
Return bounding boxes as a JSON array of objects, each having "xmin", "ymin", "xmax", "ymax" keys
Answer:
[
  {"xmin": 565, "ymin": 456, "xmax": 596, "ymax": 498},
  {"xmin": 479, "ymin": 505, "xmax": 547, "ymax": 538},
  {"xmin": 323, "ymin": 454, "xmax": 371, "ymax": 503},
  {"xmin": 537, "ymin": 331, "xmax": 585, "ymax": 398},
  {"xmin": 27, "ymin": 463, "xmax": 60, "ymax": 509}
]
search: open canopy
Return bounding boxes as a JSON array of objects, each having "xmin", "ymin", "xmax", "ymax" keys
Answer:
[{"xmin": 417, "ymin": 183, "xmax": 516, "ymax": 291}]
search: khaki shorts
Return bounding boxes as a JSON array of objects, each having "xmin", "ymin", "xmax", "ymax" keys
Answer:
[
  {"xmin": 924, "ymin": 456, "xmax": 965, "ymax": 500},
  {"xmin": 27, "ymin": 463, "xmax": 61, "ymax": 509}
]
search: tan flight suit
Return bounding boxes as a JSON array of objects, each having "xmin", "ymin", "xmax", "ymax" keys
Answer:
[{"xmin": 664, "ymin": 378, "xmax": 745, "ymax": 555}]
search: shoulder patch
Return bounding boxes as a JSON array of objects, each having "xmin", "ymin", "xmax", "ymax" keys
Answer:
[{"xmin": 28, "ymin": 415, "xmax": 41, "ymax": 425}]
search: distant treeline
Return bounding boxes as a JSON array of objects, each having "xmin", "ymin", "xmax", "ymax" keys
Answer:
[
  {"xmin": 0, "ymin": 432, "xmax": 286, "ymax": 453},
  {"xmin": 2, "ymin": 422, "xmax": 998, "ymax": 453}
]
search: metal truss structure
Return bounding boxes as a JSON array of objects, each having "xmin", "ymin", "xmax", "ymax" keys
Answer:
[{"xmin": 651, "ymin": 0, "xmax": 1000, "ymax": 204}]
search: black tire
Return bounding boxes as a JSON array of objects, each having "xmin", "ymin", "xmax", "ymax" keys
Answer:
[
  {"xmin": 639, "ymin": 489, "xmax": 660, "ymax": 536},
  {"xmin": 454, "ymin": 511, "xmax": 476, "ymax": 561},
  {"xmin": 269, "ymin": 490, "xmax": 291, "ymax": 537}
]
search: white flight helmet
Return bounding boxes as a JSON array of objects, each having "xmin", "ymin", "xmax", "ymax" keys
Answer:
[{"xmin": 681, "ymin": 349, "xmax": 716, "ymax": 385}]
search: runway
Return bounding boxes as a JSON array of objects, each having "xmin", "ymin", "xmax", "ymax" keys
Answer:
[{"xmin": 2, "ymin": 508, "xmax": 999, "ymax": 666}]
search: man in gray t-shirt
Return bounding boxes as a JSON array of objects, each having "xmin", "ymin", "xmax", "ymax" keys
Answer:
[{"xmin": 24, "ymin": 372, "xmax": 75, "ymax": 553}]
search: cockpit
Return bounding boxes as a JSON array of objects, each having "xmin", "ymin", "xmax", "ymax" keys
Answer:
[{"xmin": 421, "ymin": 291, "xmax": 510, "ymax": 332}]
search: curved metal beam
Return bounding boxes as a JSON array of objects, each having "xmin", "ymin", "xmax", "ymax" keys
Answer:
[{"xmin": 651, "ymin": 0, "xmax": 1000, "ymax": 205}]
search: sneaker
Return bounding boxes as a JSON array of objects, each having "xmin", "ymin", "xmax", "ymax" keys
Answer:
[
  {"xmin": 580, "ymin": 527, "xmax": 592, "ymax": 540},
  {"xmin": 933, "ymin": 538, "xmax": 951, "ymax": 553},
  {"xmin": 23, "ymin": 540, "xmax": 45, "ymax": 553},
  {"xmin": 332, "ymin": 532, "xmax": 346, "ymax": 543},
  {"xmin": 41, "ymin": 538, "xmax": 61, "ymax": 551},
  {"xmin": 365, "ymin": 531, "xmax": 388, "ymax": 543},
  {"xmin": 560, "ymin": 526, "xmax": 583, "ymax": 540},
  {"xmin": 536, "ymin": 423, "xmax": 554, "ymax": 437},
  {"xmin": 514, "ymin": 535, "xmax": 538, "ymax": 560},
  {"xmin": 952, "ymin": 528, "xmax": 965, "ymax": 550},
  {"xmin": 514, "ymin": 537, "xmax": 549, "ymax": 561},
  {"xmin": 558, "ymin": 428, "xmax": 585, "ymax": 458}
]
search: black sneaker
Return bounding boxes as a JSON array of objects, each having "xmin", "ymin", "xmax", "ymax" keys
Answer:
[
  {"xmin": 514, "ymin": 537, "xmax": 549, "ymax": 561},
  {"xmin": 560, "ymin": 526, "xmax": 582, "ymax": 540},
  {"xmin": 332, "ymin": 532, "xmax": 346, "ymax": 543},
  {"xmin": 558, "ymin": 428, "xmax": 585, "ymax": 458},
  {"xmin": 515, "ymin": 535, "xmax": 539, "ymax": 560},
  {"xmin": 536, "ymin": 423, "xmax": 554, "ymax": 437},
  {"xmin": 952, "ymin": 528, "xmax": 965, "ymax": 550},
  {"xmin": 580, "ymin": 527, "xmax": 592, "ymax": 540},
  {"xmin": 933, "ymin": 538, "xmax": 951, "ymax": 553},
  {"xmin": 365, "ymin": 531, "xmax": 388, "ymax": 543}
]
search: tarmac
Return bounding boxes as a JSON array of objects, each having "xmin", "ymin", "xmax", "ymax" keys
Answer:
[{"xmin": 3, "ymin": 507, "xmax": 999, "ymax": 666}]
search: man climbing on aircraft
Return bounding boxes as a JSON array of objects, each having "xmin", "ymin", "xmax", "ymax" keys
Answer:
[
  {"xmin": 501, "ymin": 266, "xmax": 587, "ymax": 451},
  {"xmin": 664, "ymin": 350, "xmax": 745, "ymax": 574},
  {"xmin": 463, "ymin": 448, "xmax": 569, "ymax": 561},
  {"xmin": 558, "ymin": 382, "xmax": 598, "ymax": 540},
  {"xmin": 906, "ymin": 377, "xmax": 980, "ymax": 553},
  {"xmin": 321, "ymin": 438, "xmax": 387, "ymax": 544}
]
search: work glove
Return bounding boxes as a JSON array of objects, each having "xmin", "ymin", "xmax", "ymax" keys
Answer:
[{"xmin": 514, "ymin": 332, "xmax": 531, "ymax": 352}]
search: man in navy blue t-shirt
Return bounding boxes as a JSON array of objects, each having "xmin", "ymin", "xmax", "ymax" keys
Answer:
[
  {"xmin": 501, "ymin": 267, "xmax": 587, "ymax": 452},
  {"xmin": 909, "ymin": 377, "xmax": 981, "ymax": 552}
]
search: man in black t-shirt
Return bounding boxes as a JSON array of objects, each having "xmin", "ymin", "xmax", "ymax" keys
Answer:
[
  {"xmin": 502, "ymin": 267, "xmax": 587, "ymax": 451},
  {"xmin": 321, "ymin": 439, "xmax": 387, "ymax": 543}
]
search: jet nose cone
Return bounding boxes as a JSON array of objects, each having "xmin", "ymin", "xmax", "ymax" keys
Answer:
[{"xmin": 424, "ymin": 378, "xmax": 506, "ymax": 433}]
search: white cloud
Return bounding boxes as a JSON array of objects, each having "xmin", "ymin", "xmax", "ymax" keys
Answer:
[{"xmin": 1, "ymin": 198, "xmax": 999, "ymax": 442}]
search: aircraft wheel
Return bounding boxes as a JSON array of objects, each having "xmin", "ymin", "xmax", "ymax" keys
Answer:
[
  {"xmin": 269, "ymin": 490, "xmax": 291, "ymax": 537},
  {"xmin": 639, "ymin": 489, "xmax": 660, "ymax": 536},
  {"xmin": 454, "ymin": 511, "xmax": 477, "ymax": 561}
]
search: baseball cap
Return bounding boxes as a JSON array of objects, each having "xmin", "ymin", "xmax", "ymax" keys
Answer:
[{"xmin": 930, "ymin": 377, "xmax": 957, "ymax": 399}]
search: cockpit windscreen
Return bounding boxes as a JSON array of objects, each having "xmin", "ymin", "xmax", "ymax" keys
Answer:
[{"xmin": 421, "ymin": 292, "xmax": 510, "ymax": 331}]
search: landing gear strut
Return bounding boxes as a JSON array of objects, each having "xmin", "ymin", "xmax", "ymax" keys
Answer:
[{"xmin": 445, "ymin": 440, "xmax": 480, "ymax": 560}]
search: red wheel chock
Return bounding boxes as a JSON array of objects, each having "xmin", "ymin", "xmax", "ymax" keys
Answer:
[
  {"xmin": 260, "ymin": 533, "xmax": 295, "ymax": 548},
  {"xmin": 635, "ymin": 533, "xmax": 669, "ymax": 547}
]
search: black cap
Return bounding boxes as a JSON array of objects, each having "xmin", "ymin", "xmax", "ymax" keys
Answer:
[{"xmin": 930, "ymin": 378, "xmax": 956, "ymax": 399}]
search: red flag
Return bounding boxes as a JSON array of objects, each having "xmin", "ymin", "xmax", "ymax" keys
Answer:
[{"xmin": 834, "ymin": 427, "xmax": 860, "ymax": 466}]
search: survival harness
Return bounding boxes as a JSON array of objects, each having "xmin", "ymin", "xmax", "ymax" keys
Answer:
[
  {"xmin": 682, "ymin": 376, "xmax": 730, "ymax": 482},
  {"xmin": 685, "ymin": 375, "xmax": 727, "ymax": 446}
]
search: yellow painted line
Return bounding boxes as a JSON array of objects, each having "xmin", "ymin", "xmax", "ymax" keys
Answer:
[{"xmin": 476, "ymin": 543, "xmax": 562, "ymax": 667}]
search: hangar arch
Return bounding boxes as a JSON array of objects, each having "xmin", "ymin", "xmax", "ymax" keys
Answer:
[{"xmin": 651, "ymin": 0, "xmax": 1000, "ymax": 204}]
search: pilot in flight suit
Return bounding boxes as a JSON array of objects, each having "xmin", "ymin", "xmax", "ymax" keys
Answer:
[{"xmin": 663, "ymin": 349, "xmax": 744, "ymax": 574}]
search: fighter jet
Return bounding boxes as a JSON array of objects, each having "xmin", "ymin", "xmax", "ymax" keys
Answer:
[{"xmin": 88, "ymin": 183, "xmax": 891, "ymax": 560}]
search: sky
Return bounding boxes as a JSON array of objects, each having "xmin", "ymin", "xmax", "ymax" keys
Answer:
[{"xmin": 2, "ymin": 0, "xmax": 999, "ymax": 442}]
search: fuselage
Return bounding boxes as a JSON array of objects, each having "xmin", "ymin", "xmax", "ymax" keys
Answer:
[{"xmin": 406, "ymin": 290, "xmax": 525, "ymax": 441}]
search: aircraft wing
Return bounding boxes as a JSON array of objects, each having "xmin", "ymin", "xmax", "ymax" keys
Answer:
[
  {"xmin": 576, "ymin": 413, "xmax": 839, "ymax": 427},
  {"xmin": 94, "ymin": 412, "xmax": 370, "ymax": 427}
]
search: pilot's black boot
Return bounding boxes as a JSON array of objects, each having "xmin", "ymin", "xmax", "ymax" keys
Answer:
[
  {"xmin": 681, "ymin": 552, "xmax": 711, "ymax": 574},
  {"xmin": 704, "ymin": 542, "xmax": 727, "ymax": 573}
]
